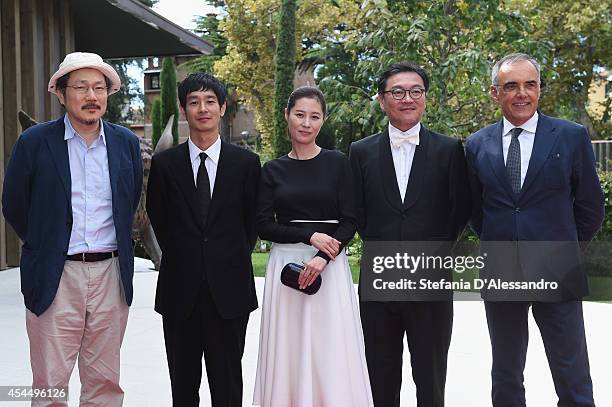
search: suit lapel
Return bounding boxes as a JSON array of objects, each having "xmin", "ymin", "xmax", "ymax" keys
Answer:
[
  {"xmin": 378, "ymin": 130, "xmax": 403, "ymax": 211},
  {"xmin": 520, "ymin": 114, "xmax": 558, "ymax": 197},
  {"xmin": 103, "ymin": 122, "xmax": 120, "ymax": 196},
  {"xmin": 45, "ymin": 117, "xmax": 71, "ymax": 203},
  {"xmin": 206, "ymin": 141, "xmax": 230, "ymax": 227},
  {"xmin": 402, "ymin": 126, "xmax": 428, "ymax": 210},
  {"xmin": 484, "ymin": 120, "xmax": 515, "ymax": 199},
  {"xmin": 174, "ymin": 141, "xmax": 205, "ymax": 230}
]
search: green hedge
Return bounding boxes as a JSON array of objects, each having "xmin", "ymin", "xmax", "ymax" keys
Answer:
[{"xmin": 595, "ymin": 169, "xmax": 612, "ymax": 241}]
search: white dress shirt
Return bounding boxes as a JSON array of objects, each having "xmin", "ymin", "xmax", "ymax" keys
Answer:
[
  {"xmin": 65, "ymin": 115, "xmax": 117, "ymax": 255},
  {"xmin": 188, "ymin": 135, "xmax": 221, "ymax": 197},
  {"xmin": 502, "ymin": 112, "xmax": 538, "ymax": 188},
  {"xmin": 389, "ymin": 122, "xmax": 420, "ymax": 202}
]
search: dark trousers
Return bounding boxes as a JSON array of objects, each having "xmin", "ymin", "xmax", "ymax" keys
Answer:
[
  {"xmin": 360, "ymin": 301, "xmax": 453, "ymax": 407},
  {"xmin": 485, "ymin": 301, "xmax": 594, "ymax": 407},
  {"xmin": 162, "ymin": 282, "xmax": 249, "ymax": 407}
]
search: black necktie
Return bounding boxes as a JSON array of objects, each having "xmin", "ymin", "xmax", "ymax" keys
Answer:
[
  {"xmin": 196, "ymin": 152, "xmax": 211, "ymax": 225},
  {"xmin": 506, "ymin": 127, "xmax": 522, "ymax": 195}
]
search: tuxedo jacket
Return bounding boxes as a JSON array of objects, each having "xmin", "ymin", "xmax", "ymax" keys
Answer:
[
  {"xmin": 465, "ymin": 114, "xmax": 605, "ymax": 299},
  {"xmin": 146, "ymin": 140, "xmax": 260, "ymax": 321},
  {"xmin": 2, "ymin": 116, "xmax": 143, "ymax": 316},
  {"xmin": 349, "ymin": 126, "xmax": 470, "ymax": 243}
]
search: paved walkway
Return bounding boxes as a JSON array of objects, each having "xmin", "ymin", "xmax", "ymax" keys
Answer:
[{"xmin": 1, "ymin": 258, "xmax": 610, "ymax": 406}]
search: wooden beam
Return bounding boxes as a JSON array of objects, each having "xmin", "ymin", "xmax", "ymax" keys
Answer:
[
  {"xmin": 19, "ymin": 0, "xmax": 39, "ymax": 121},
  {"xmin": 1, "ymin": 0, "xmax": 22, "ymax": 267},
  {"xmin": 0, "ymin": 0, "xmax": 6, "ymax": 270}
]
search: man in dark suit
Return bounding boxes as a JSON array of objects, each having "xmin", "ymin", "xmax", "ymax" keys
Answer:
[
  {"xmin": 146, "ymin": 73, "xmax": 260, "ymax": 407},
  {"xmin": 349, "ymin": 62, "xmax": 470, "ymax": 407},
  {"xmin": 465, "ymin": 53, "xmax": 604, "ymax": 406},
  {"xmin": 2, "ymin": 52, "xmax": 143, "ymax": 406}
]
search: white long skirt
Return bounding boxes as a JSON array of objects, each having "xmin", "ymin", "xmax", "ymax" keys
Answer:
[{"xmin": 253, "ymin": 243, "xmax": 373, "ymax": 407}]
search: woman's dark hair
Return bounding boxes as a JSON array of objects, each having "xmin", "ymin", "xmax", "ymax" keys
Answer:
[
  {"xmin": 178, "ymin": 72, "xmax": 226, "ymax": 109},
  {"xmin": 286, "ymin": 86, "xmax": 326, "ymax": 117}
]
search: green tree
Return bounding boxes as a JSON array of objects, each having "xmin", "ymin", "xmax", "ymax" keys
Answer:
[
  {"xmin": 512, "ymin": 0, "xmax": 611, "ymax": 139},
  {"xmin": 183, "ymin": 7, "xmax": 227, "ymax": 74},
  {"xmin": 103, "ymin": 59, "xmax": 142, "ymax": 127},
  {"xmin": 272, "ymin": 0, "xmax": 297, "ymax": 157},
  {"xmin": 319, "ymin": 0, "xmax": 547, "ymax": 142},
  {"xmin": 160, "ymin": 57, "xmax": 179, "ymax": 145},
  {"xmin": 151, "ymin": 97, "xmax": 162, "ymax": 147},
  {"xmin": 215, "ymin": 0, "xmax": 361, "ymax": 153},
  {"xmin": 308, "ymin": 38, "xmax": 363, "ymax": 152}
]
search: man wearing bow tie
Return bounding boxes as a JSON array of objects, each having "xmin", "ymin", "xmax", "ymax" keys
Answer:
[
  {"xmin": 465, "ymin": 53, "xmax": 604, "ymax": 406},
  {"xmin": 349, "ymin": 62, "xmax": 470, "ymax": 407}
]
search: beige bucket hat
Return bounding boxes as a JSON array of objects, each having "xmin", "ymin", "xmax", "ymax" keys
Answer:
[{"xmin": 48, "ymin": 52, "xmax": 121, "ymax": 95}]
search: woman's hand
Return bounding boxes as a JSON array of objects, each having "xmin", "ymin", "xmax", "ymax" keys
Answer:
[
  {"xmin": 309, "ymin": 232, "xmax": 341, "ymax": 260},
  {"xmin": 299, "ymin": 256, "xmax": 328, "ymax": 289}
]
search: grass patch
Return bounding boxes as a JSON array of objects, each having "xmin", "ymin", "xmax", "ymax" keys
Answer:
[
  {"xmin": 585, "ymin": 275, "xmax": 612, "ymax": 303},
  {"xmin": 252, "ymin": 252, "xmax": 268, "ymax": 277},
  {"xmin": 252, "ymin": 252, "xmax": 361, "ymax": 282}
]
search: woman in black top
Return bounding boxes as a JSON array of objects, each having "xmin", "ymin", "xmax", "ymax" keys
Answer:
[{"xmin": 252, "ymin": 87, "xmax": 373, "ymax": 406}]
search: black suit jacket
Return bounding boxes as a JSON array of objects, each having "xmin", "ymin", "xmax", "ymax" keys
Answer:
[
  {"xmin": 349, "ymin": 126, "xmax": 470, "ymax": 243},
  {"xmin": 146, "ymin": 140, "xmax": 260, "ymax": 320}
]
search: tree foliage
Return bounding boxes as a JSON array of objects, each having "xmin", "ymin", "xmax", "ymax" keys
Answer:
[
  {"xmin": 511, "ymin": 0, "xmax": 611, "ymax": 139},
  {"xmin": 214, "ymin": 0, "xmax": 360, "ymax": 153},
  {"xmin": 183, "ymin": 8, "xmax": 228, "ymax": 74},
  {"xmin": 160, "ymin": 57, "xmax": 179, "ymax": 145},
  {"xmin": 103, "ymin": 59, "xmax": 143, "ymax": 127},
  {"xmin": 215, "ymin": 0, "xmax": 610, "ymax": 148},
  {"xmin": 272, "ymin": 0, "xmax": 297, "ymax": 157},
  {"xmin": 151, "ymin": 97, "xmax": 162, "ymax": 147},
  {"xmin": 318, "ymin": 0, "xmax": 550, "ymax": 144}
]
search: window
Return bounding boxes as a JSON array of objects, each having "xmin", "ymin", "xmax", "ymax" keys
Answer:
[{"xmin": 151, "ymin": 74, "xmax": 160, "ymax": 90}]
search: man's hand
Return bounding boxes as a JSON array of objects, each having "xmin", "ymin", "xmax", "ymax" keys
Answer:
[
  {"xmin": 299, "ymin": 256, "xmax": 328, "ymax": 289},
  {"xmin": 309, "ymin": 232, "xmax": 340, "ymax": 260}
]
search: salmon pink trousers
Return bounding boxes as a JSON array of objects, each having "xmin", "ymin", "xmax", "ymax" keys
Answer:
[{"xmin": 26, "ymin": 257, "xmax": 128, "ymax": 407}]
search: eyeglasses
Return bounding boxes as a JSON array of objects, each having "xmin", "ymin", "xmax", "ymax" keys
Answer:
[
  {"xmin": 66, "ymin": 84, "xmax": 108, "ymax": 95},
  {"xmin": 383, "ymin": 87, "xmax": 426, "ymax": 101},
  {"xmin": 494, "ymin": 81, "xmax": 539, "ymax": 94}
]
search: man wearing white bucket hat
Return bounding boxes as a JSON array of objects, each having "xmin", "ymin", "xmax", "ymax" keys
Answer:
[{"xmin": 2, "ymin": 52, "xmax": 143, "ymax": 406}]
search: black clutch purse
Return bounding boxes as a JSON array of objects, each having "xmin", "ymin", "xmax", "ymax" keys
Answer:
[{"xmin": 280, "ymin": 262, "xmax": 322, "ymax": 295}]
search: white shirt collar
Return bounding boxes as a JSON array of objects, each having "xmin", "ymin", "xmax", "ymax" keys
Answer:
[
  {"xmin": 388, "ymin": 122, "xmax": 421, "ymax": 149},
  {"xmin": 63, "ymin": 114, "xmax": 106, "ymax": 145},
  {"xmin": 503, "ymin": 112, "xmax": 539, "ymax": 137},
  {"xmin": 388, "ymin": 121, "xmax": 421, "ymax": 138},
  {"xmin": 188, "ymin": 135, "xmax": 221, "ymax": 165}
]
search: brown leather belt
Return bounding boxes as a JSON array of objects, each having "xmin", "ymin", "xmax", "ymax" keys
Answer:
[{"xmin": 66, "ymin": 250, "xmax": 118, "ymax": 262}]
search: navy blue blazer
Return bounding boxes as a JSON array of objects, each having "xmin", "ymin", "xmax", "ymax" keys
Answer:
[
  {"xmin": 2, "ymin": 116, "xmax": 143, "ymax": 315},
  {"xmin": 465, "ymin": 114, "xmax": 604, "ymax": 299}
]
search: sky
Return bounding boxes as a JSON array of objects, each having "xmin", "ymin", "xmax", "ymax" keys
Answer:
[
  {"xmin": 153, "ymin": 0, "xmax": 216, "ymax": 31},
  {"xmin": 126, "ymin": 0, "xmax": 217, "ymax": 106}
]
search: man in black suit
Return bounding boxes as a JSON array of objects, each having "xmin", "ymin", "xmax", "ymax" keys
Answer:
[
  {"xmin": 146, "ymin": 73, "xmax": 260, "ymax": 406},
  {"xmin": 349, "ymin": 62, "xmax": 470, "ymax": 407}
]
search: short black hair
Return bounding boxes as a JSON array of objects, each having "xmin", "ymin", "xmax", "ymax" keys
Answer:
[
  {"xmin": 286, "ymin": 86, "xmax": 326, "ymax": 117},
  {"xmin": 178, "ymin": 72, "xmax": 226, "ymax": 109},
  {"xmin": 55, "ymin": 72, "xmax": 112, "ymax": 96},
  {"xmin": 377, "ymin": 62, "xmax": 430, "ymax": 94}
]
